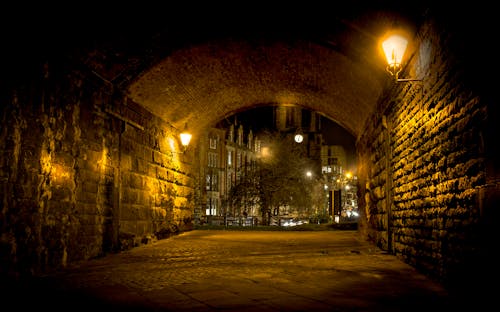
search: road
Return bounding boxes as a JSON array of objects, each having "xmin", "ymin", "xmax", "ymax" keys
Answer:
[{"xmin": 4, "ymin": 229, "xmax": 467, "ymax": 311}]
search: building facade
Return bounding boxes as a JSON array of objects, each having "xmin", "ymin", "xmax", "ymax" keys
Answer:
[
  {"xmin": 196, "ymin": 120, "xmax": 260, "ymax": 225},
  {"xmin": 194, "ymin": 127, "xmax": 226, "ymax": 225}
]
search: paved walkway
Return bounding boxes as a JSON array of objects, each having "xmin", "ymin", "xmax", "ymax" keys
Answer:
[{"xmin": 4, "ymin": 230, "xmax": 474, "ymax": 311}]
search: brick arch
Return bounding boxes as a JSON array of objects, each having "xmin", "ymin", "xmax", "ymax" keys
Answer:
[{"xmin": 127, "ymin": 38, "xmax": 385, "ymax": 139}]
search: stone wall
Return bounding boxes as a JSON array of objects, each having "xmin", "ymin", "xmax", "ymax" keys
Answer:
[
  {"xmin": 0, "ymin": 62, "xmax": 194, "ymax": 277},
  {"xmin": 357, "ymin": 14, "xmax": 498, "ymax": 291}
]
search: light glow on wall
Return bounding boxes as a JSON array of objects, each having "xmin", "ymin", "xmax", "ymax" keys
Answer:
[{"xmin": 168, "ymin": 137, "xmax": 176, "ymax": 151}]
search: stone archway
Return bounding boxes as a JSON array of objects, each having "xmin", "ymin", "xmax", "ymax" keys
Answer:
[
  {"xmin": 1, "ymin": 4, "xmax": 423, "ymax": 276},
  {"xmin": 126, "ymin": 37, "xmax": 385, "ymax": 140}
]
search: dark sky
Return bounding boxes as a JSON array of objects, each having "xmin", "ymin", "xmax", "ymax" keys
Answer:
[
  {"xmin": 321, "ymin": 117, "xmax": 357, "ymax": 170},
  {"xmin": 233, "ymin": 106, "xmax": 275, "ymax": 133}
]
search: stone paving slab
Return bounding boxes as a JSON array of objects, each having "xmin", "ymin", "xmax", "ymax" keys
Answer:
[{"xmin": 1, "ymin": 230, "xmax": 480, "ymax": 311}]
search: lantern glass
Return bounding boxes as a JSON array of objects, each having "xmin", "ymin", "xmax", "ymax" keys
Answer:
[
  {"xmin": 180, "ymin": 133, "xmax": 191, "ymax": 146},
  {"xmin": 180, "ymin": 123, "xmax": 192, "ymax": 147},
  {"xmin": 382, "ymin": 35, "xmax": 408, "ymax": 68}
]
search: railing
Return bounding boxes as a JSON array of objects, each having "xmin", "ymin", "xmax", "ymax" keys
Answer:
[{"xmin": 203, "ymin": 216, "xmax": 258, "ymax": 226}]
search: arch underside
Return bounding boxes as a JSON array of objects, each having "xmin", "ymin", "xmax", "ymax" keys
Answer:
[{"xmin": 127, "ymin": 38, "xmax": 386, "ymax": 139}]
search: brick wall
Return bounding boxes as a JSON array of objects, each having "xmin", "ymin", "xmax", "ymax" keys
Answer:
[
  {"xmin": 0, "ymin": 63, "xmax": 194, "ymax": 276},
  {"xmin": 357, "ymin": 14, "xmax": 497, "ymax": 290}
]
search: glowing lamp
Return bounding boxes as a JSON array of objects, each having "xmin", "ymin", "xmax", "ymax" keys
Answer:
[
  {"xmin": 382, "ymin": 34, "xmax": 422, "ymax": 82},
  {"xmin": 180, "ymin": 123, "xmax": 192, "ymax": 148},
  {"xmin": 382, "ymin": 34, "xmax": 408, "ymax": 78}
]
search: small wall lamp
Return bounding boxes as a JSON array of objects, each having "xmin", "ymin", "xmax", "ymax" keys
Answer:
[
  {"xmin": 179, "ymin": 123, "xmax": 192, "ymax": 149},
  {"xmin": 382, "ymin": 34, "xmax": 422, "ymax": 82}
]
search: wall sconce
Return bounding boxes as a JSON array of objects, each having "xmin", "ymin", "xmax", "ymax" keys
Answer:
[
  {"xmin": 382, "ymin": 34, "xmax": 422, "ymax": 82},
  {"xmin": 179, "ymin": 123, "xmax": 192, "ymax": 151},
  {"xmin": 294, "ymin": 127, "xmax": 304, "ymax": 143}
]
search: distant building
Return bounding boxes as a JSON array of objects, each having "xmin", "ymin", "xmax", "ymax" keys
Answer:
[
  {"xmin": 321, "ymin": 145, "xmax": 347, "ymax": 176},
  {"xmin": 194, "ymin": 127, "xmax": 226, "ymax": 225},
  {"xmin": 196, "ymin": 118, "xmax": 260, "ymax": 226},
  {"xmin": 224, "ymin": 122, "xmax": 260, "ymax": 225},
  {"xmin": 196, "ymin": 106, "xmax": 357, "ymax": 226},
  {"xmin": 274, "ymin": 106, "xmax": 358, "ymax": 223},
  {"xmin": 320, "ymin": 145, "xmax": 358, "ymax": 222},
  {"xmin": 274, "ymin": 106, "xmax": 323, "ymax": 174}
]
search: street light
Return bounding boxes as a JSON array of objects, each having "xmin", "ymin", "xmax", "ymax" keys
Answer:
[
  {"xmin": 170, "ymin": 123, "xmax": 192, "ymax": 154},
  {"xmin": 382, "ymin": 34, "xmax": 422, "ymax": 82},
  {"xmin": 179, "ymin": 123, "xmax": 192, "ymax": 151}
]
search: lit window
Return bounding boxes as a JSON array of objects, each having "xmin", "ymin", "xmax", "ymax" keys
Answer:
[
  {"xmin": 206, "ymin": 174, "xmax": 211, "ymax": 190},
  {"xmin": 206, "ymin": 172, "xmax": 218, "ymax": 191},
  {"xmin": 209, "ymin": 137, "xmax": 217, "ymax": 149},
  {"xmin": 208, "ymin": 152, "xmax": 218, "ymax": 168},
  {"xmin": 206, "ymin": 199, "xmax": 217, "ymax": 215}
]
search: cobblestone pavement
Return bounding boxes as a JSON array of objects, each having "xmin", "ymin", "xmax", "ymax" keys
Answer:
[{"xmin": 5, "ymin": 230, "xmax": 469, "ymax": 311}]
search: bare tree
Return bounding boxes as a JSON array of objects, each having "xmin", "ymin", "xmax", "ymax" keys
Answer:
[{"xmin": 230, "ymin": 131, "xmax": 317, "ymax": 225}]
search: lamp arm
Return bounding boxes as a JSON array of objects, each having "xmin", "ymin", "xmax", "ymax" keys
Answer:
[{"xmin": 396, "ymin": 78, "xmax": 423, "ymax": 82}]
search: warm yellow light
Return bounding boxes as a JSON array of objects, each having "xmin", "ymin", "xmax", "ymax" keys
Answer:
[
  {"xmin": 180, "ymin": 123, "xmax": 192, "ymax": 147},
  {"xmin": 180, "ymin": 132, "xmax": 192, "ymax": 147},
  {"xmin": 168, "ymin": 138, "xmax": 176, "ymax": 151},
  {"xmin": 51, "ymin": 164, "xmax": 70, "ymax": 182},
  {"xmin": 382, "ymin": 35, "xmax": 408, "ymax": 69},
  {"xmin": 345, "ymin": 172, "xmax": 352, "ymax": 179},
  {"xmin": 261, "ymin": 147, "xmax": 271, "ymax": 158}
]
